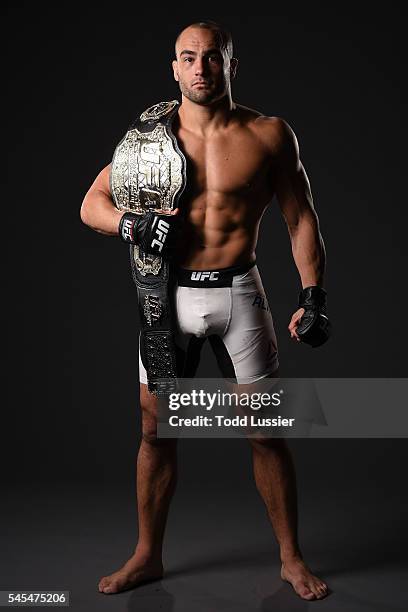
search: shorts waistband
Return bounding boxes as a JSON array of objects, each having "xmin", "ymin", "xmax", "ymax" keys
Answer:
[{"xmin": 174, "ymin": 260, "xmax": 256, "ymax": 287}]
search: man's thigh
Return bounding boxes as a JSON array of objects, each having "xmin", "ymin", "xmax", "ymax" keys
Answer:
[{"xmin": 212, "ymin": 266, "xmax": 279, "ymax": 383}]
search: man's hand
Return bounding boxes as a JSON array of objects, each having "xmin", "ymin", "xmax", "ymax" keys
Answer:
[
  {"xmin": 288, "ymin": 286, "xmax": 332, "ymax": 347},
  {"xmin": 118, "ymin": 207, "xmax": 181, "ymax": 258},
  {"xmin": 288, "ymin": 308, "xmax": 305, "ymax": 342}
]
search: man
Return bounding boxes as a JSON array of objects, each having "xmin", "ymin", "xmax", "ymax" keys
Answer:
[{"xmin": 81, "ymin": 20, "xmax": 330, "ymax": 601}]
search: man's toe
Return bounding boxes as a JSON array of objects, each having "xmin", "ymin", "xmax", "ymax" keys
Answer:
[
  {"xmin": 99, "ymin": 578, "xmax": 114, "ymax": 594},
  {"xmin": 316, "ymin": 583, "xmax": 328, "ymax": 598},
  {"xmin": 298, "ymin": 583, "xmax": 315, "ymax": 600},
  {"xmin": 102, "ymin": 580, "xmax": 116, "ymax": 594},
  {"xmin": 309, "ymin": 581, "xmax": 326, "ymax": 599},
  {"xmin": 102, "ymin": 586, "xmax": 113, "ymax": 594}
]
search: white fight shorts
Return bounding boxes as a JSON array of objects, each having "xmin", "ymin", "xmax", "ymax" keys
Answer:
[{"xmin": 138, "ymin": 261, "xmax": 279, "ymax": 385}]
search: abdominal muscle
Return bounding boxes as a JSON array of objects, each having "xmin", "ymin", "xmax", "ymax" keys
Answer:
[{"xmin": 174, "ymin": 191, "xmax": 268, "ymax": 270}]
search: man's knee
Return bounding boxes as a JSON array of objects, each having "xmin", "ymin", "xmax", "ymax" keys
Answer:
[
  {"xmin": 141, "ymin": 420, "xmax": 159, "ymax": 445},
  {"xmin": 138, "ymin": 382, "xmax": 156, "ymax": 441},
  {"xmin": 141, "ymin": 429, "xmax": 178, "ymax": 448},
  {"xmin": 247, "ymin": 434, "xmax": 289, "ymax": 453},
  {"xmin": 141, "ymin": 416, "xmax": 177, "ymax": 447},
  {"xmin": 140, "ymin": 385, "xmax": 177, "ymax": 447}
]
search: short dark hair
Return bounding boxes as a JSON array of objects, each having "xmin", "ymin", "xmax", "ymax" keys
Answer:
[{"xmin": 175, "ymin": 20, "xmax": 233, "ymax": 59}]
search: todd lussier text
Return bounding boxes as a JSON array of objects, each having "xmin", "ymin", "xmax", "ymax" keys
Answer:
[{"xmin": 168, "ymin": 415, "xmax": 296, "ymax": 428}]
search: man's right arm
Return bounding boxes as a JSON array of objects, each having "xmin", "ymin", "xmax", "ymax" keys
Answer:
[
  {"xmin": 80, "ymin": 163, "xmax": 181, "ymax": 256},
  {"xmin": 80, "ymin": 163, "xmax": 125, "ymax": 235}
]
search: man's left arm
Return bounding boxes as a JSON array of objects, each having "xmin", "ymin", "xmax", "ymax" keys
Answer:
[
  {"xmin": 269, "ymin": 118, "xmax": 331, "ymax": 346},
  {"xmin": 272, "ymin": 119, "xmax": 326, "ymax": 289}
]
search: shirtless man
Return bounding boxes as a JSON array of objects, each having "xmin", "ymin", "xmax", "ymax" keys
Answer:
[{"xmin": 80, "ymin": 21, "xmax": 329, "ymax": 601}]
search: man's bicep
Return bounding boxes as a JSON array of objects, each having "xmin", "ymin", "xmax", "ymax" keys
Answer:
[
  {"xmin": 274, "ymin": 162, "xmax": 315, "ymax": 229},
  {"xmin": 89, "ymin": 163, "xmax": 112, "ymax": 196},
  {"xmin": 271, "ymin": 121, "xmax": 315, "ymax": 229}
]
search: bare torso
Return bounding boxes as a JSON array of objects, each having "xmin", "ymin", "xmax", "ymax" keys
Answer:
[
  {"xmin": 173, "ymin": 105, "xmax": 278, "ymax": 269},
  {"xmin": 81, "ymin": 101, "xmax": 316, "ymax": 285}
]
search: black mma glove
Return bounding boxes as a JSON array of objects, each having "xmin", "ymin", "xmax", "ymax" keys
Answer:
[
  {"xmin": 296, "ymin": 286, "xmax": 332, "ymax": 347},
  {"xmin": 118, "ymin": 210, "xmax": 180, "ymax": 258}
]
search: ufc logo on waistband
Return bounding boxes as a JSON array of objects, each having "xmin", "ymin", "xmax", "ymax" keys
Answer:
[
  {"xmin": 150, "ymin": 219, "xmax": 170, "ymax": 252},
  {"xmin": 190, "ymin": 271, "xmax": 219, "ymax": 281}
]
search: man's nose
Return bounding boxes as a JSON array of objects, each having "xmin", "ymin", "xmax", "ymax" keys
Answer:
[{"xmin": 194, "ymin": 57, "xmax": 207, "ymax": 75}]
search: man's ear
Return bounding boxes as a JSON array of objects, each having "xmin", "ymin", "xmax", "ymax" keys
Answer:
[
  {"xmin": 230, "ymin": 57, "xmax": 238, "ymax": 80},
  {"xmin": 172, "ymin": 59, "xmax": 179, "ymax": 82}
]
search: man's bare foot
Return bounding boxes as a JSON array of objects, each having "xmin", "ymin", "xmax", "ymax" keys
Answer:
[
  {"xmin": 281, "ymin": 555, "xmax": 328, "ymax": 600},
  {"xmin": 98, "ymin": 551, "xmax": 163, "ymax": 595}
]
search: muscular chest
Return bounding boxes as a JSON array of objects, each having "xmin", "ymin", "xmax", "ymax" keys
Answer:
[{"xmin": 177, "ymin": 128, "xmax": 272, "ymax": 197}]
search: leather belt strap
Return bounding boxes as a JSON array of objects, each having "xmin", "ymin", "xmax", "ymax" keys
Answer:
[{"xmin": 131, "ymin": 252, "xmax": 179, "ymax": 395}]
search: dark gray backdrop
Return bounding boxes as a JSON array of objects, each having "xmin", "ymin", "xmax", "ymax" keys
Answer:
[
  {"xmin": 4, "ymin": 3, "xmax": 408, "ymax": 610},
  {"xmin": 6, "ymin": 2, "xmax": 407, "ymax": 481}
]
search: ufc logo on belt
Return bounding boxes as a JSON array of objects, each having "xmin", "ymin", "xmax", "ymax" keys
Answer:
[
  {"xmin": 191, "ymin": 271, "xmax": 219, "ymax": 281},
  {"xmin": 150, "ymin": 219, "xmax": 170, "ymax": 252}
]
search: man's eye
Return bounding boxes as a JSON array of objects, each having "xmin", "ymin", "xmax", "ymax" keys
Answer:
[
  {"xmin": 209, "ymin": 55, "xmax": 221, "ymax": 62},
  {"xmin": 183, "ymin": 57, "xmax": 193, "ymax": 62}
]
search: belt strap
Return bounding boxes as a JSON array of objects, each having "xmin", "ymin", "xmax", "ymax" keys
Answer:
[{"xmin": 130, "ymin": 247, "xmax": 179, "ymax": 395}]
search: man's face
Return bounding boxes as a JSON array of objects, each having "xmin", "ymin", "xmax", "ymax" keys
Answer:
[{"xmin": 172, "ymin": 27, "xmax": 236, "ymax": 105}]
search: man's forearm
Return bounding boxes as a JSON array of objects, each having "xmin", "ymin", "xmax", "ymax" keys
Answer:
[
  {"xmin": 80, "ymin": 188, "xmax": 124, "ymax": 236},
  {"xmin": 289, "ymin": 214, "xmax": 326, "ymax": 288}
]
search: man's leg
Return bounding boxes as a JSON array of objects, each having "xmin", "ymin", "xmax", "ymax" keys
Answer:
[
  {"xmin": 98, "ymin": 383, "xmax": 178, "ymax": 594},
  {"xmin": 248, "ymin": 433, "xmax": 328, "ymax": 600},
  {"xmin": 216, "ymin": 264, "xmax": 329, "ymax": 600}
]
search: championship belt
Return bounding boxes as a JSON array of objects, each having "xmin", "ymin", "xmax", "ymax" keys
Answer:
[{"xmin": 110, "ymin": 100, "xmax": 186, "ymax": 395}]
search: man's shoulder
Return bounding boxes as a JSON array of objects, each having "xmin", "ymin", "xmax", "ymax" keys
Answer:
[{"xmin": 235, "ymin": 105, "xmax": 296, "ymax": 153}]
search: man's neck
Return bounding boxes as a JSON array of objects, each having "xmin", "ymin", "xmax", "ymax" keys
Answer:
[{"xmin": 178, "ymin": 95, "xmax": 236, "ymax": 137}]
